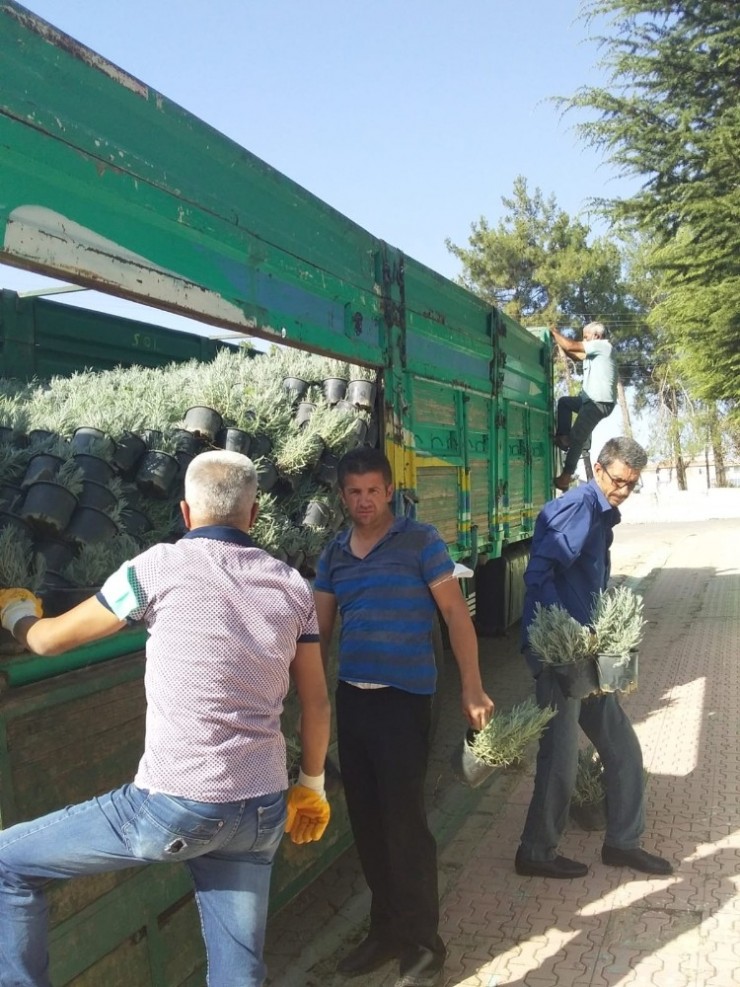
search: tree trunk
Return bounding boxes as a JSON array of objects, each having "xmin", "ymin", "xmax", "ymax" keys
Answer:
[
  {"xmin": 616, "ymin": 379, "xmax": 633, "ymax": 437},
  {"xmin": 666, "ymin": 387, "xmax": 687, "ymax": 491},
  {"xmin": 709, "ymin": 406, "xmax": 727, "ymax": 487}
]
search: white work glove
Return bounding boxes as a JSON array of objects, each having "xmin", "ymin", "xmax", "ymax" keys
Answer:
[{"xmin": 0, "ymin": 589, "xmax": 43, "ymax": 634}]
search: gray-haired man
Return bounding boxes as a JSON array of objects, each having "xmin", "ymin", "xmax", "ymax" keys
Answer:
[
  {"xmin": 552, "ymin": 321, "xmax": 617, "ymax": 490},
  {"xmin": 515, "ymin": 437, "xmax": 672, "ymax": 879},
  {"xmin": 0, "ymin": 450, "xmax": 331, "ymax": 987}
]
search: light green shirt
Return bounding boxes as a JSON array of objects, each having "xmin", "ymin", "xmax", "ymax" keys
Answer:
[{"xmin": 582, "ymin": 339, "xmax": 616, "ymax": 402}]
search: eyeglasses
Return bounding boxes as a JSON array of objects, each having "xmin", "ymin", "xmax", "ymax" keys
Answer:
[{"xmin": 600, "ymin": 464, "xmax": 639, "ymax": 491}]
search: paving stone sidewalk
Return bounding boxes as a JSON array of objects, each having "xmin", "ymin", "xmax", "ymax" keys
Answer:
[{"xmin": 266, "ymin": 516, "xmax": 740, "ymax": 986}]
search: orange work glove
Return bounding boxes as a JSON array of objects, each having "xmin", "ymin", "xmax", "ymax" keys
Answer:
[
  {"xmin": 0, "ymin": 589, "xmax": 43, "ymax": 634},
  {"xmin": 285, "ymin": 770, "xmax": 330, "ymax": 845}
]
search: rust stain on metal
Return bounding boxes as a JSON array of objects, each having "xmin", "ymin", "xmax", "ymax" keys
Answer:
[
  {"xmin": 422, "ymin": 309, "xmax": 447, "ymax": 325},
  {"xmin": 8, "ymin": 6, "xmax": 149, "ymax": 98}
]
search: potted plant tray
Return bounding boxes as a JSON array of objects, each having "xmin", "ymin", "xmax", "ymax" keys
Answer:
[
  {"xmin": 451, "ymin": 699, "xmax": 557, "ymax": 788},
  {"xmin": 552, "ymin": 651, "xmax": 638, "ymax": 700}
]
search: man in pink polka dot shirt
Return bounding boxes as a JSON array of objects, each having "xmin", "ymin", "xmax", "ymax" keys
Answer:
[{"xmin": 0, "ymin": 451, "xmax": 331, "ymax": 987}]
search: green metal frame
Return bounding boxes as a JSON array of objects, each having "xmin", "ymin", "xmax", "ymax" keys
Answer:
[
  {"xmin": 0, "ymin": 290, "xmax": 232, "ymax": 380},
  {"xmin": 0, "ymin": 1, "xmax": 553, "ymax": 564},
  {"xmin": 0, "ymin": 6, "xmax": 558, "ymax": 982}
]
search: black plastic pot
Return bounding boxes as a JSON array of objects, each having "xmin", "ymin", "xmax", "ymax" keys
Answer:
[
  {"xmin": 19, "ymin": 481, "xmax": 78, "ymax": 536},
  {"xmin": 72, "ymin": 454, "xmax": 115, "ymax": 485},
  {"xmin": 570, "ymin": 799, "xmax": 607, "ymax": 831},
  {"xmin": 256, "ymin": 459, "xmax": 279, "ymax": 493},
  {"xmin": 596, "ymin": 651, "xmax": 638, "ymax": 694},
  {"xmin": 21, "ymin": 453, "xmax": 64, "ymax": 487},
  {"xmin": 216, "ymin": 427, "xmax": 252, "ymax": 456},
  {"xmin": 172, "ymin": 428, "xmax": 206, "ymax": 456},
  {"xmin": 40, "ymin": 572, "xmax": 97, "ymax": 617},
  {"xmin": 282, "ymin": 376, "xmax": 310, "ymax": 402},
  {"xmin": 0, "ymin": 510, "xmax": 33, "ymax": 539},
  {"xmin": 119, "ymin": 507, "xmax": 153, "ymax": 540},
  {"xmin": 302, "ymin": 499, "xmax": 334, "ymax": 528},
  {"xmin": 174, "ymin": 449, "xmax": 196, "ymax": 476},
  {"xmin": 450, "ymin": 729, "xmax": 501, "ymax": 788},
  {"xmin": 349, "ymin": 418, "xmax": 369, "ymax": 447},
  {"xmin": 141, "ymin": 429, "xmax": 163, "ymax": 450},
  {"xmin": 551, "ymin": 657, "xmax": 601, "ymax": 700},
  {"xmin": 111, "ymin": 432, "xmax": 147, "ymax": 477},
  {"xmin": 249, "ymin": 433, "xmax": 273, "ymax": 459},
  {"xmin": 65, "ymin": 505, "xmax": 120, "ymax": 548},
  {"xmin": 365, "ymin": 417, "xmax": 379, "ymax": 447},
  {"xmin": 34, "ymin": 537, "xmax": 75, "ymax": 573},
  {"xmin": 322, "ymin": 377, "xmax": 347, "ymax": 405},
  {"xmin": 0, "ymin": 484, "xmax": 23, "ymax": 512},
  {"xmin": 79, "ymin": 480, "xmax": 118, "ymax": 514},
  {"xmin": 71, "ymin": 427, "xmax": 115, "ymax": 458},
  {"xmin": 335, "ymin": 399, "xmax": 355, "ymax": 415},
  {"xmin": 315, "ymin": 451, "xmax": 339, "ymax": 488},
  {"xmin": 347, "ymin": 379, "xmax": 377, "ymax": 409},
  {"xmin": 184, "ymin": 406, "xmax": 223, "ymax": 442},
  {"xmin": 135, "ymin": 450, "xmax": 179, "ymax": 499},
  {"xmin": 295, "ymin": 402, "xmax": 316, "ymax": 428},
  {"xmin": 27, "ymin": 429, "xmax": 57, "ymax": 446},
  {"xmin": 287, "ymin": 548, "xmax": 306, "ymax": 571}
]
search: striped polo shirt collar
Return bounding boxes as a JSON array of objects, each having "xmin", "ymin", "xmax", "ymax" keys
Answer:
[
  {"xmin": 182, "ymin": 524, "xmax": 256, "ymax": 547},
  {"xmin": 338, "ymin": 514, "xmax": 405, "ymax": 557}
]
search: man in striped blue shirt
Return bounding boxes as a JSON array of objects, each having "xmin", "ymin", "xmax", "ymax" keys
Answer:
[{"xmin": 315, "ymin": 449, "xmax": 493, "ymax": 987}]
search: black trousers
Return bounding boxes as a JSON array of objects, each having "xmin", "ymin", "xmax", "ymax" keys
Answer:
[{"xmin": 336, "ymin": 681, "xmax": 444, "ymax": 956}]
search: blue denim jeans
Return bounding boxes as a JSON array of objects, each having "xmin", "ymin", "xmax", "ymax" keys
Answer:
[
  {"xmin": 557, "ymin": 393, "xmax": 615, "ymax": 474},
  {"xmin": 0, "ymin": 783, "xmax": 286, "ymax": 987},
  {"xmin": 519, "ymin": 666, "xmax": 645, "ymax": 860}
]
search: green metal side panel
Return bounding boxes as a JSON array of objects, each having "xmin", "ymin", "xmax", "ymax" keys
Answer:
[
  {"xmin": 0, "ymin": 653, "xmax": 351, "ymax": 986},
  {"xmin": 0, "ymin": 2, "xmax": 383, "ymax": 366},
  {"xmin": 0, "ymin": 2, "xmax": 554, "ymax": 554},
  {"xmin": 0, "ymin": 290, "xmax": 231, "ymax": 380}
]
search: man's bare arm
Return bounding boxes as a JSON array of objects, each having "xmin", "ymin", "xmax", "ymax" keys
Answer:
[
  {"xmin": 12, "ymin": 596, "xmax": 127, "ymax": 656},
  {"xmin": 551, "ymin": 326, "xmax": 586, "ymax": 361},
  {"xmin": 291, "ymin": 641, "xmax": 331, "ymax": 777}
]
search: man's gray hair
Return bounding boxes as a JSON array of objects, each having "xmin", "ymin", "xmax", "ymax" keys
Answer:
[
  {"xmin": 597, "ymin": 437, "xmax": 648, "ymax": 471},
  {"xmin": 184, "ymin": 450, "xmax": 258, "ymax": 521},
  {"xmin": 583, "ymin": 321, "xmax": 607, "ymax": 338}
]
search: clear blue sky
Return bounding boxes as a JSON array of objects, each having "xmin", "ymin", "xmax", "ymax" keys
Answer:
[
  {"xmin": 4, "ymin": 0, "xmax": 646, "ymax": 455},
  {"xmin": 4, "ymin": 0, "xmax": 632, "ymax": 301}
]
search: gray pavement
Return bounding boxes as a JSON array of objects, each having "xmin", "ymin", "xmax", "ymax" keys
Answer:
[{"xmin": 265, "ymin": 495, "xmax": 740, "ymax": 987}]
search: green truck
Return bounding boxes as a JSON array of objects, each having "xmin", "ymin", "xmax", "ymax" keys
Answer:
[{"xmin": 0, "ymin": 2, "xmax": 555, "ymax": 983}]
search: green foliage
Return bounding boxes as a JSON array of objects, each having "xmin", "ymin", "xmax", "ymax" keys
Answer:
[
  {"xmin": 572, "ymin": 745, "xmax": 605, "ymax": 806},
  {"xmin": 528, "ymin": 603, "xmax": 595, "ymax": 664},
  {"xmin": 55, "ymin": 458, "xmax": 84, "ymax": 497},
  {"xmin": 591, "ymin": 586, "xmax": 645, "ymax": 655},
  {"xmin": 568, "ymin": 0, "xmax": 740, "ymax": 424},
  {"xmin": 64, "ymin": 534, "xmax": 141, "ymax": 587},
  {"xmin": 0, "ymin": 527, "xmax": 45, "ymax": 592},
  {"xmin": 0, "ymin": 344, "xmax": 373, "ymax": 578},
  {"xmin": 529, "ymin": 587, "xmax": 645, "ymax": 663},
  {"xmin": 468, "ymin": 698, "xmax": 557, "ymax": 768},
  {"xmin": 572, "ymin": 743, "xmax": 648, "ymax": 805},
  {"xmin": 446, "ymin": 176, "xmax": 631, "ymax": 328}
]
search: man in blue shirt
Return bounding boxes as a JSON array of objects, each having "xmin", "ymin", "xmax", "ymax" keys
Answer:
[
  {"xmin": 314, "ymin": 448, "xmax": 494, "ymax": 987},
  {"xmin": 515, "ymin": 437, "xmax": 673, "ymax": 879}
]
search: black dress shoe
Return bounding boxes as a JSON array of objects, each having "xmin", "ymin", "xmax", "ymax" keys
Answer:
[
  {"xmin": 394, "ymin": 943, "xmax": 446, "ymax": 987},
  {"xmin": 336, "ymin": 935, "xmax": 399, "ymax": 976},
  {"xmin": 602, "ymin": 845, "xmax": 673, "ymax": 875},
  {"xmin": 515, "ymin": 847, "xmax": 588, "ymax": 879}
]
